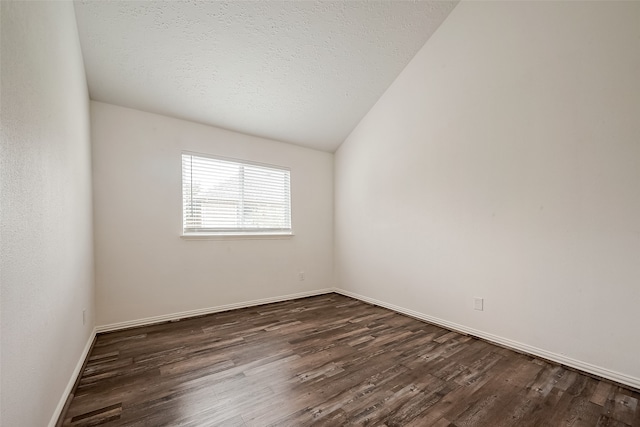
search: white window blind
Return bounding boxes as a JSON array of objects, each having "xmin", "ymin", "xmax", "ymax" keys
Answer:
[{"xmin": 182, "ymin": 153, "xmax": 292, "ymax": 235}]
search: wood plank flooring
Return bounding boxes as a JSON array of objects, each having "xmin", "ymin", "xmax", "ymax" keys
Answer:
[{"xmin": 61, "ymin": 294, "xmax": 640, "ymax": 426}]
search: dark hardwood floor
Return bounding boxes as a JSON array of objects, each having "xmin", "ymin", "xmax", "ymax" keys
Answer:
[{"xmin": 61, "ymin": 294, "xmax": 640, "ymax": 426}]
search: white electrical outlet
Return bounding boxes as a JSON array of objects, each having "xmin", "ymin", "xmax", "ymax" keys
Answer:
[
  {"xmin": 82, "ymin": 309, "xmax": 86, "ymax": 325},
  {"xmin": 298, "ymin": 271, "xmax": 305, "ymax": 281},
  {"xmin": 474, "ymin": 298, "xmax": 484, "ymax": 311}
]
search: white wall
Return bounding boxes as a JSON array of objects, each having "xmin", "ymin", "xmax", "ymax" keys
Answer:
[
  {"xmin": 91, "ymin": 102, "xmax": 333, "ymax": 326},
  {"xmin": 0, "ymin": 2, "xmax": 95, "ymax": 426},
  {"xmin": 335, "ymin": 1, "xmax": 640, "ymax": 386}
]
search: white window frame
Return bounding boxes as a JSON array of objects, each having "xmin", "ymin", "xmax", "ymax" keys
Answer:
[{"xmin": 181, "ymin": 151, "xmax": 293, "ymax": 239}]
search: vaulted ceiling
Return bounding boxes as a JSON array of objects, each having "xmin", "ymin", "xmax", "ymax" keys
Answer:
[{"xmin": 74, "ymin": 1, "xmax": 457, "ymax": 152}]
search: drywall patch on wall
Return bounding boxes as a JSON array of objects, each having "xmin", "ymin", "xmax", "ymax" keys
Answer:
[
  {"xmin": 0, "ymin": 2, "xmax": 95, "ymax": 426},
  {"xmin": 91, "ymin": 101, "xmax": 334, "ymax": 326},
  {"xmin": 334, "ymin": 1, "xmax": 640, "ymax": 382}
]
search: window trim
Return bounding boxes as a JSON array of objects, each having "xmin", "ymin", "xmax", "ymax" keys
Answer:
[
  {"xmin": 180, "ymin": 232, "xmax": 293, "ymax": 240},
  {"xmin": 181, "ymin": 151, "xmax": 293, "ymax": 238}
]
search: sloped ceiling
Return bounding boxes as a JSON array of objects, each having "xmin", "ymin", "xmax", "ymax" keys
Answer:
[{"xmin": 74, "ymin": 1, "xmax": 457, "ymax": 152}]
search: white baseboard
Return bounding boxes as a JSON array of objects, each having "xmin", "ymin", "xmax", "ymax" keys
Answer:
[
  {"xmin": 48, "ymin": 327, "xmax": 97, "ymax": 427},
  {"xmin": 50, "ymin": 289, "xmax": 333, "ymax": 425},
  {"xmin": 96, "ymin": 288, "xmax": 335, "ymax": 333},
  {"xmin": 333, "ymin": 288, "xmax": 640, "ymax": 391},
  {"xmin": 53, "ymin": 286, "xmax": 638, "ymax": 427}
]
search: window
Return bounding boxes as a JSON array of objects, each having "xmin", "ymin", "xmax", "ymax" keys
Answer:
[{"xmin": 182, "ymin": 153, "xmax": 292, "ymax": 236}]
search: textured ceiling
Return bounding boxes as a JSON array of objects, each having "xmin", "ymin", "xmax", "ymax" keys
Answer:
[{"xmin": 74, "ymin": 1, "xmax": 457, "ymax": 152}]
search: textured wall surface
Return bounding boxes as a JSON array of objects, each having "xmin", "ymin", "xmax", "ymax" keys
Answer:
[
  {"xmin": 0, "ymin": 2, "xmax": 95, "ymax": 426},
  {"xmin": 74, "ymin": 1, "xmax": 457, "ymax": 152},
  {"xmin": 335, "ymin": 1, "xmax": 640, "ymax": 384},
  {"xmin": 91, "ymin": 102, "xmax": 333, "ymax": 326}
]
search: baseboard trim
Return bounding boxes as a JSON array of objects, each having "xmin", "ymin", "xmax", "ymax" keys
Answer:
[
  {"xmin": 49, "ymin": 327, "xmax": 97, "ymax": 427},
  {"xmin": 333, "ymin": 288, "xmax": 640, "ymax": 391},
  {"xmin": 53, "ymin": 287, "xmax": 638, "ymax": 426},
  {"xmin": 50, "ymin": 289, "xmax": 334, "ymax": 425},
  {"xmin": 96, "ymin": 288, "xmax": 335, "ymax": 333}
]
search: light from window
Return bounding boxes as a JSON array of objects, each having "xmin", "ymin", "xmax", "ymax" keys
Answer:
[{"xmin": 182, "ymin": 153, "xmax": 292, "ymax": 235}]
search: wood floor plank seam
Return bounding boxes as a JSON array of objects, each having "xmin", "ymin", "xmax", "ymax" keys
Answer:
[
  {"xmin": 335, "ymin": 289, "xmax": 640, "ymax": 392},
  {"xmin": 60, "ymin": 294, "xmax": 640, "ymax": 426}
]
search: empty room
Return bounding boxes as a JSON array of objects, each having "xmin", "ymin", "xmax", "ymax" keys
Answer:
[{"xmin": 1, "ymin": 0, "xmax": 639, "ymax": 426}]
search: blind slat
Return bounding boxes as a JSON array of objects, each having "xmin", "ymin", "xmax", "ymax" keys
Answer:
[{"xmin": 182, "ymin": 154, "xmax": 292, "ymax": 233}]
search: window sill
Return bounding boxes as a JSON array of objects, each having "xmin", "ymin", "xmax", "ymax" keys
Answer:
[{"xmin": 180, "ymin": 232, "xmax": 294, "ymax": 240}]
